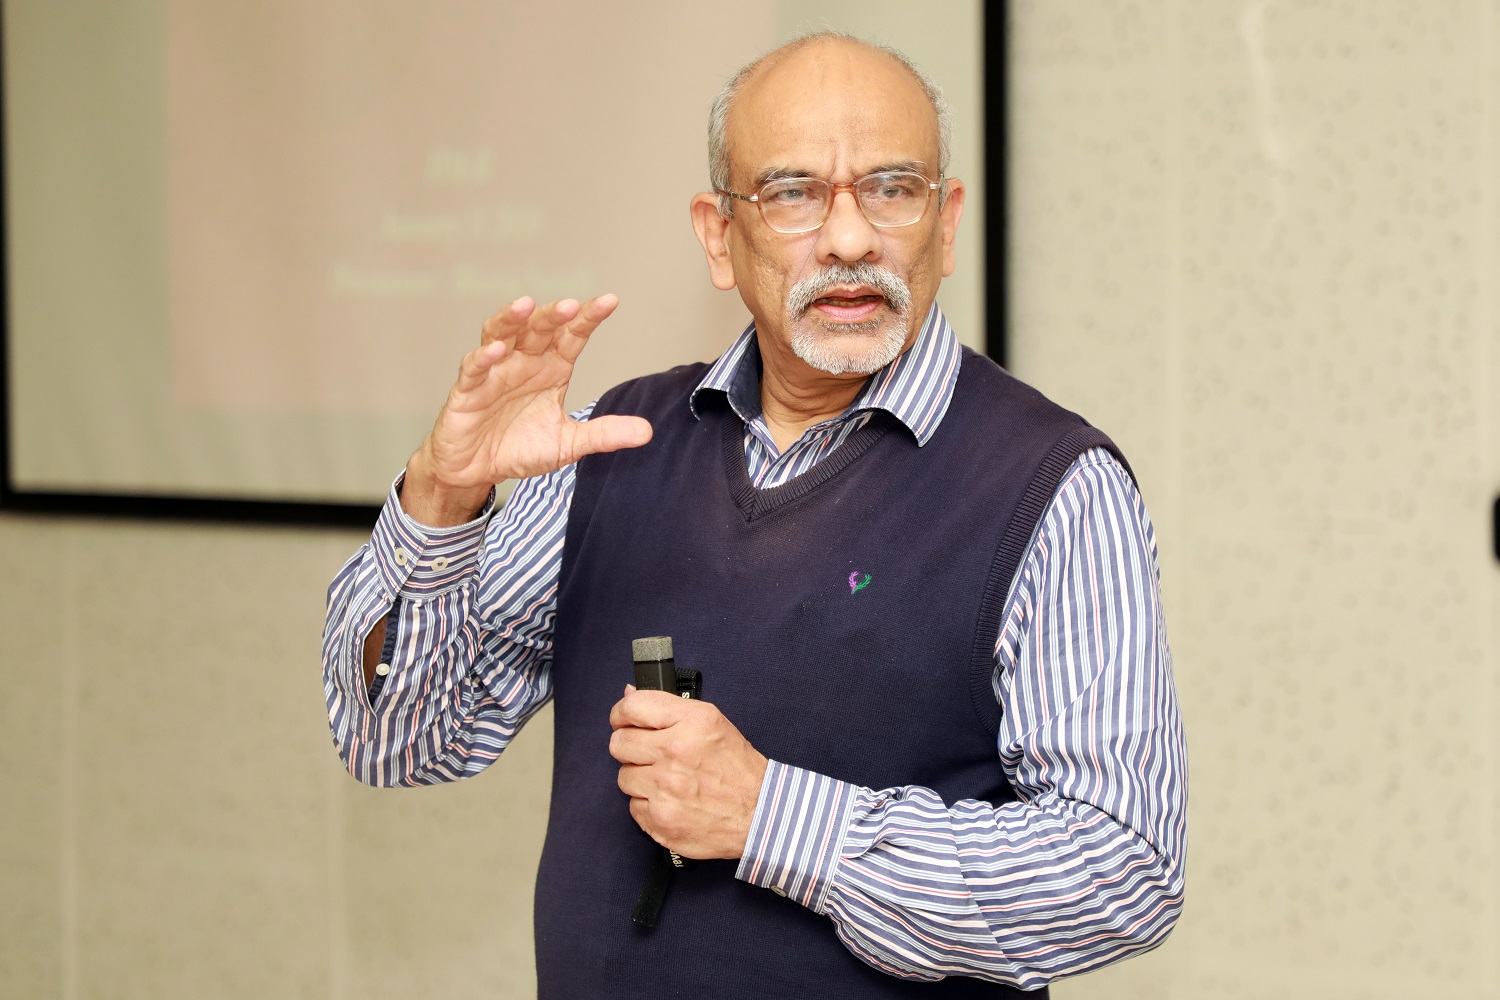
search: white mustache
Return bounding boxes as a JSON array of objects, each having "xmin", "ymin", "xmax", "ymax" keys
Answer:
[{"xmin": 786, "ymin": 263, "xmax": 912, "ymax": 318}]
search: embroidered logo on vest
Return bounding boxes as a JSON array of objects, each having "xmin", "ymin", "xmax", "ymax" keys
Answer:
[{"xmin": 847, "ymin": 571, "xmax": 872, "ymax": 595}]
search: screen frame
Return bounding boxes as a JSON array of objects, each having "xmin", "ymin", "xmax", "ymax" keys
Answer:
[{"xmin": 1, "ymin": 4, "xmax": 1008, "ymax": 527}]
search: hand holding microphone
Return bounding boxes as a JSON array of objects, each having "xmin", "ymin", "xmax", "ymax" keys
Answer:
[
  {"xmin": 611, "ymin": 638, "xmax": 766, "ymax": 860},
  {"xmin": 610, "ymin": 637, "xmax": 768, "ymax": 926}
]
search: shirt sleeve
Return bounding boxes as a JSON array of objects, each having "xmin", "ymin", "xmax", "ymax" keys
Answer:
[
  {"xmin": 322, "ymin": 413, "xmax": 590, "ymax": 787},
  {"xmin": 735, "ymin": 449, "xmax": 1188, "ymax": 989}
]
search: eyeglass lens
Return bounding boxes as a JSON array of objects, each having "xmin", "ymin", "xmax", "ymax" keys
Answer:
[{"xmin": 758, "ymin": 171, "xmax": 932, "ymax": 233}]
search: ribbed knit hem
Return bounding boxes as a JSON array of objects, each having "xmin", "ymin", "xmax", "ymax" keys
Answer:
[{"xmin": 736, "ymin": 761, "xmax": 856, "ymax": 915}]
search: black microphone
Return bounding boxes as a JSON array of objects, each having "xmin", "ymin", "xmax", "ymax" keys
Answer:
[
  {"xmin": 632, "ymin": 635, "xmax": 678, "ymax": 694},
  {"xmin": 632, "ymin": 635, "xmax": 702, "ymax": 702},
  {"xmin": 629, "ymin": 636, "xmax": 701, "ymax": 928}
]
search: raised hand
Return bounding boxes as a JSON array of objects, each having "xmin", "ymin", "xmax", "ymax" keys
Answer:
[{"xmin": 400, "ymin": 295, "xmax": 652, "ymax": 526}]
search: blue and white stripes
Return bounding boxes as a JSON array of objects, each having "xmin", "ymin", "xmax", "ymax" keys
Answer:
[
  {"xmin": 321, "ymin": 305, "xmax": 1186, "ymax": 988},
  {"xmin": 735, "ymin": 453, "xmax": 1186, "ymax": 986}
]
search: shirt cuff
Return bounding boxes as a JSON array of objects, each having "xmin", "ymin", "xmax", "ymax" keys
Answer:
[
  {"xmin": 735, "ymin": 760, "xmax": 857, "ymax": 914},
  {"xmin": 370, "ymin": 473, "xmax": 495, "ymax": 597}
]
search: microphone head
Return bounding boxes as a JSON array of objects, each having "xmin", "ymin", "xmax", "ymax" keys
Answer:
[{"xmin": 632, "ymin": 636, "xmax": 674, "ymax": 662}]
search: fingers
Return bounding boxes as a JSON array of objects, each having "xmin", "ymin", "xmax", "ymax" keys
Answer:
[
  {"xmin": 456, "ymin": 293, "xmax": 610, "ymax": 399},
  {"xmin": 565, "ymin": 415, "xmax": 653, "ymax": 464},
  {"xmin": 479, "ymin": 297, "xmax": 536, "ymax": 345},
  {"xmin": 609, "ymin": 688, "xmax": 692, "ymax": 731},
  {"xmin": 608, "ymin": 726, "xmax": 657, "ymax": 766},
  {"xmin": 513, "ymin": 298, "xmax": 582, "ymax": 355},
  {"xmin": 554, "ymin": 294, "xmax": 619, "ymax": 363},
  {"xmin": 617, "ymin": 761, "xmax": 645, "ymax": 793},
  {"xmin": 622, "ymin": 778, "xmax": 676, "ymax": 851},
  {"xmin": 611, "ymin": 696, "xmax": 766, "ymax": 860},
  {"xmin": 477, "ymin": 296, "xmax": 579, "ymax": 352},
  {"xmin": 479, "ymin": 294, "xmax": 619, "ymax": 360},
  {"xmin": 452, "ymin": 339, "xmax": 508, "ymax": 394},
  {"xmin": 627, "ymin": 797, "xmax": 663, "ymax": 845}
]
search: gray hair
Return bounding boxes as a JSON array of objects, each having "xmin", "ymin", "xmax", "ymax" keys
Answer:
[{"xmin": 707, "ymin": 32, "xmax": 953, "ymax": 219}]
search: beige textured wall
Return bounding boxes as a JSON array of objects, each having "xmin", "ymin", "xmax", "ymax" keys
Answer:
[
  {"xmin": 0, "ymin": 516, "xmax": 556, "ymax": 997},
  {"xmin": 3, "ymin": 2, "xmax": 1498, "ymax": 998},
  {"xmin": 1009, "ymin": 1, "xmax": 1500, "ymax": 996}
]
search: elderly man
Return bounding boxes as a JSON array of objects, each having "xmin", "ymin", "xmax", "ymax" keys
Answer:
[{"xmin": 323, "ymin": 32, "xmax": 1186, "ymax": 997}]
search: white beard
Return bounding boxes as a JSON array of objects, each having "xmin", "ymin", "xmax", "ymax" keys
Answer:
[
  {"xmin": 789, "ymin": 316, "xmax": 908, "ymax": 376},
  {"xmin": 783, "ymin": 261, "xmax": 913, "ymax": 376}
]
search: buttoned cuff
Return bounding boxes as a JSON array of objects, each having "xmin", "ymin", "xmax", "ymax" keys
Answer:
[
  {"xmin": 735, "ymin": 760, "xmax": 856, "ymax": 914},
  {"xmin": 370, "ymin": 473, "xmax": 495, "ymax": 597}
]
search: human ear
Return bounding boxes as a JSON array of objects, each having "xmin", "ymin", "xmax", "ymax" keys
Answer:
[
  {"xmin": 690, "ymin": 192, "xmax": 737, "ymax": 291},
  {"xmin": 937, "ymin": 179, "xmax": 965, "ymax": 278}
]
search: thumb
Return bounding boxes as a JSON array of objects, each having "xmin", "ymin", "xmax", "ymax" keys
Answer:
[{"xmin": 567, "ymin": 415, "xmax": 653, "ymax": 461}]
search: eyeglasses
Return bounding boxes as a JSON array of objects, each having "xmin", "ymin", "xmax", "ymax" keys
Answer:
[{"xmin": 716, "ymin": 170, "xmax": 941, "ymax": 234}]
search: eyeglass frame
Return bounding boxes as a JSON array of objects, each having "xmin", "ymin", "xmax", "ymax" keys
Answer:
[{"xmin": 714, "ymin": 169, "xmax": 945, "ymax": 234}]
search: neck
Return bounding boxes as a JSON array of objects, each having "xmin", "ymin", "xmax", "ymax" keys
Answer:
[{"xmin": 757, "ymin": 346, "xmax": 870, "ymax": 453}]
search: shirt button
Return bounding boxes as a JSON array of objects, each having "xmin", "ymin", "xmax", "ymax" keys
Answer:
[
  {"xmin": 393, "ymin": 548, "xmax": 410, "ymax": 567},
  {"xmin": 375, "ymin": 663, "xmax": 391, "ymax": 677},
  {"xmin": 431, "ymin": 556, "xmax": 450, "ymax": 572},
  {"xmin": 771, "ymin": 886, "xmax": 786, "ymax": 898}
]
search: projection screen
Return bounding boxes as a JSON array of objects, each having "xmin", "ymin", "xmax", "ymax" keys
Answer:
[{"xmin": 2, "ymin": 0, "xmax": 985, "ymax": 520}]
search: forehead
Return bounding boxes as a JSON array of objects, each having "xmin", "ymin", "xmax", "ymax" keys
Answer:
[{"xmin": 727, "ymin": 40, "xmax": 939, "ymax": 181}]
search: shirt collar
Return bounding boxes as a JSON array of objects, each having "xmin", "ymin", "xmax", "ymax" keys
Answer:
[{"xmin": 688, "ymin": 302, "xmax": 962, "ymax": 446}]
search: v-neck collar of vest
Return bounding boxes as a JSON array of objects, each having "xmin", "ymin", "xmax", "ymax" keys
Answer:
[{"xmin": 719, "ymin": 406, "xmax": 897, "ymax": 520}]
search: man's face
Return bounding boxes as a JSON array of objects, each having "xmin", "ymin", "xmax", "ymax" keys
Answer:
[{"xmin": 694, "ymin": 40, "xmax": 964, "ymax": 380}]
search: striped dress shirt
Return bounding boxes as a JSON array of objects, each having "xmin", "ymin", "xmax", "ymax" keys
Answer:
[{"xmin": 322, "ymin": 304, "xmax": 1187, "ymax": 989}]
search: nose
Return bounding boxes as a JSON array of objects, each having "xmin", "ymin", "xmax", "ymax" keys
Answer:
[{"xmin": 813, "ymin": 188, "xmax": 882, "ymax": 264}]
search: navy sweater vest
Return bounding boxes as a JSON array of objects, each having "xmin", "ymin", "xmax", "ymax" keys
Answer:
[{"xmin": 535, "ymin": 348, "xmax": 1128, "ymax": 998}]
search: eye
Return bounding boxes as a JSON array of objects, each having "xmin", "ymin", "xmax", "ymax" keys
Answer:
[
  {"xmin": 863, "ymin": 173, "xmax": 924, "ymax": 201},
  {"xmin": 762, "ymin": 180, "xmax": 817, "ymax": 205}
]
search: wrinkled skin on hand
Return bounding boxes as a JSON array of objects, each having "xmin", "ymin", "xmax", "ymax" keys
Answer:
[
  {"xmin": 400, "ymin": 295, "xmax": 653, "ymax": 527},
  {"xmin": 609, "ymin": 687, "xmax": 769, "ymax": 860}
]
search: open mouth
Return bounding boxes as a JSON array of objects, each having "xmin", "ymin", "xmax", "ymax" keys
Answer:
[{"xmin": 810, "ymin": 291, "xmax": 886, "ymax": 324}]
